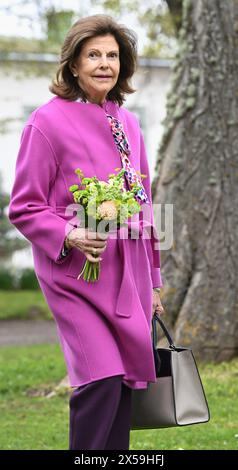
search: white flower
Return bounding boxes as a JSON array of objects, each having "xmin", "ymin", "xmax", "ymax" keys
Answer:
[{"xmin": 97, "ymin": 201, "xmax": 118, "ymax": 220}]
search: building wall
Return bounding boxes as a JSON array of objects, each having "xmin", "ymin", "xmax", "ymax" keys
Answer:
[{"xmin": 127, "ymin": 66, "xmax": 172, "ymax": 175}]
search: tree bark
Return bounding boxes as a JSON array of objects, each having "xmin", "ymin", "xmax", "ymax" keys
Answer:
[{"xmin": 153, "ymin": 0, "xmax": 238, "ymax": 361}]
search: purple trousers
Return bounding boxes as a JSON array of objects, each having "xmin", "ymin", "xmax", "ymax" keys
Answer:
[{"xmin": 69, "ymin": 374, "xmax": 132, "ymax": 450}]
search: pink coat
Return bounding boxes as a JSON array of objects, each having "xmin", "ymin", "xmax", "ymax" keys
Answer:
[{"xmin": 8, "ymin": 96, "xmax": 163, "ymax": 389}]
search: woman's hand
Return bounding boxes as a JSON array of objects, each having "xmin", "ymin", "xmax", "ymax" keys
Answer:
[
  {"xmin": 152, "ymin": 289, "xmax": 165, "ymax": 316},
  {"xmin": 66, "ymin": 228, "xmax": 108, "ymax": 263}
]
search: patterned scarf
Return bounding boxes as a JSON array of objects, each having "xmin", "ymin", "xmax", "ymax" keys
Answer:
[
  {"xmin": 106, "ymin": 114, "xmax": 149, "ymax": 204},
  {"xmin": 75, "ymin": 97, "xmax": 149, "ymax": 203}
]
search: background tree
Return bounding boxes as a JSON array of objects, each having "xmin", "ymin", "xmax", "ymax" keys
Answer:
[
  {"xmin": 0, "ymin": 1, "xmax": 75, "ymax": 51},
  {"xmin": 153, "ymin": 0, "xmax": 238, "ymax": 361},
  {"xmin": 92, "ymin": 0, "xmax": 181, "ymax": 57},
  {"xmin": 165, "ymin": 0, "xmax": 183, "ymax": 32},
  {"xmin": 44, "ymin": 7, "xmax": 74, "ymax": 46},
  {"xmin": 0, "ymin": 0, "xmax": 183, "ymax": 57}
]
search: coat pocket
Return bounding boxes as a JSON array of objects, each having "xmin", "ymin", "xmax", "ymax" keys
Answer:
[{"xmin": 65, "ymin": 248, "xmax": 86, "ymax": 278}]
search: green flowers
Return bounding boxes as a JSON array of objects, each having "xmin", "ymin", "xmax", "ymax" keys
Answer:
[
  {"xmin": 68, "ymin": 167, "xmax": 145, "ymax": 283},
  {"xmin": 69, "ymin": 167, "xmax": 142, "ymax": 226}
]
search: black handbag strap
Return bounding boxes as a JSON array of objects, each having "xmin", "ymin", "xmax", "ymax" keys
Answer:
[
  {"xmin": 152, "ymin": 314, "xmax": 177, "ymax": 376},
  {"xmin": 153, "ymin": 313, "xmax": 176, "ymax": 350}
]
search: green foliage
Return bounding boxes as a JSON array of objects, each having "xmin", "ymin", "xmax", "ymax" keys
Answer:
[
  {"xmin": 18, "ymin": 269, "xmax": 40, "ymax": 291},
  {"xmin": 0, "ymin": 269, "xmax": 15, "ymax": 290},
  {"xmin": 0, "ymin": 175, "xmax": 29, "ymax": 261},
  {"xmin": 69, "ymin": 167, "xmax": 142, "ymax": 225},
  {"xmin": 139, "ymin": 8, "xmax": 176, "ymax": 40},
  {"xmin": 44, "ymin": 8, "xmax": 74, "ymax": 45},
  {"xmin": 92, "ymin": 0, "xmax": 139, "ymax": 16},
  {"xmin": 166, "ymin": 0, "xmax": 183, "ymax": 32},
  {"xmin": 69, "ymin": 184, "xmax": 79, "ymax": 192},
  {"xmin": 1, "ymin": 1, "xmax": 182, "ymax": 59},
  {"xmin": 0, "ymin": 290, "xmax": 52, "ymax": 320},
  {"xmin": 0, "ymin": 8, "xmax": 74, "ymax": 57},
  {"xmin": 0, "ymin": 267, "xmax": 40, "ymax": 292},
  {"xmin": 91, "ymin": 0, "xmax": 180, "ymax": 58},
  {"xmin": 0, "ymin": 344, "xmax": 237, "ymax": 449},
  {"xmin": 69, "ymin": 167, "xmax": 144, "ymax": 282},
  {"xmin": 142, "ymin": 43, "xmax": 164, "ymax": 59},
  {"xmin": 0, "ymin": 35, "xmax": 59, "ymax": 54}
]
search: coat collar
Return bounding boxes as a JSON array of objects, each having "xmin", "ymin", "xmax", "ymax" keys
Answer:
[{"xmin": 75, "ymin": 96, "xmax": 112, "ymax": 114}]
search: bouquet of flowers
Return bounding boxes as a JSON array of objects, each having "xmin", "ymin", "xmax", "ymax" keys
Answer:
[{"xmin": 69, "ymin": 167, "xmax": 146, "ymax": 282}]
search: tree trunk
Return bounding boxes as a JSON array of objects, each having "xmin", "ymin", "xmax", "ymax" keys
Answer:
[{"xmin": 153, "ymin": 0, "xmax": 238, "ymax": 361}]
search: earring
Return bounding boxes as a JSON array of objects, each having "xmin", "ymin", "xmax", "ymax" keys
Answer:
[{"xmin": 73, "ymin": 73, "xmax": 78, "ymax": 77}]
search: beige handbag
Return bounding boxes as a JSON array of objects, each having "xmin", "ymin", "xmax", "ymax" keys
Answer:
[{"xmin": 131, "ymin": 314, "xmax": 210, "ymax": 429}]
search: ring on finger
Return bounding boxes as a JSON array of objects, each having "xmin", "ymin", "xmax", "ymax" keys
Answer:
[{"xmin": 93, "ymin": 247, "xmax": 98, "ymax": 255}]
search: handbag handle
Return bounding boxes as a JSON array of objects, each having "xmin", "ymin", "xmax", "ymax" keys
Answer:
[
  {"xmin": 152, "ymin": 314, "xmax": 177, "ymax": 376},
  {"xmin": 153, "ymin": 313, "xmax": 176, "ymax": 350}
]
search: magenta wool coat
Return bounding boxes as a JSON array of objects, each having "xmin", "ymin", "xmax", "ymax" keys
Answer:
[{"xmin": 8, "ymin": 96, "xmax": 163, "ymax": 390}]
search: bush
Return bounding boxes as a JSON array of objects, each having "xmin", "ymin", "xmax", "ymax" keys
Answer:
[
  {"xmin": 0, "ymin": 268, "xmax": 16, "ymax": 290},
  {"xmin": 18, "ymin": 268, "xmax": 40, "ymax": 290}
]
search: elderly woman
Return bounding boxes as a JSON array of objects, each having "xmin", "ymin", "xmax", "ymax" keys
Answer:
[{"xmin": 8, "ymin": 14, "xmax": 164, "ymax": 450}]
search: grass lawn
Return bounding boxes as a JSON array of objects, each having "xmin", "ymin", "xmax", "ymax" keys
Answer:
[
  {"xmin": 0, "ymin": 343, "xmax": 237, "ymax": 450},
  {"xmin": 0, "ymin": 290, "xmax": 52, "ymax": 321}
]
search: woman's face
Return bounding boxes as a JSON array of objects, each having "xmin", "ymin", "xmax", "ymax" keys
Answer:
[{"xmin": 72, "ymin": 34, "xmax": 120, "ymax": 105}]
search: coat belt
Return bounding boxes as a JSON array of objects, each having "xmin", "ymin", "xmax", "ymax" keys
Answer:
[{"xmin": 115, "ymin": 220, "xmax": 160, "ymax": 318}]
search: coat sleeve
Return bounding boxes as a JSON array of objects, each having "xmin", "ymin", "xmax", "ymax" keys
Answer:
[
  {"xmin": 139, "ymin": 128, "xmax": 163, "ymax": 288},
  {"xmin": 8, "ymin": 124, "xmax": 74, "ymax": 264}
]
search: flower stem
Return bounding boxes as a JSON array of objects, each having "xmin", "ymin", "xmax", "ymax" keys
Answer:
[{"xmin": 77, "ymin": 259, "xmax": 101, "ymax": 282}]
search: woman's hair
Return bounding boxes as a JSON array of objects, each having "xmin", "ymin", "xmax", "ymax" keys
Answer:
[{"xmin": 49, "ymin": 14, "xmax": 138, "ymax": 106}]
